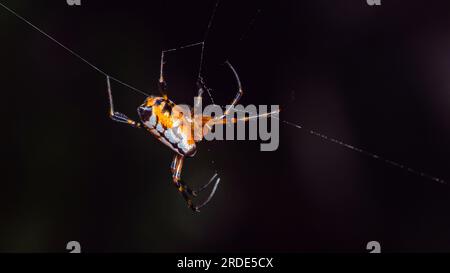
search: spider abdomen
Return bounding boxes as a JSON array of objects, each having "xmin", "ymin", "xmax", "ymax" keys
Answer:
[{"xmin": 137, "ymin": 102, "xmax": 197, "ymax": 157}]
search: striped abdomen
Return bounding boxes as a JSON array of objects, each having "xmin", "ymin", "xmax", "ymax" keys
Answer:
[{"xmin": 137, "ymin": 99, "xmax": 197, "ymax": 157}]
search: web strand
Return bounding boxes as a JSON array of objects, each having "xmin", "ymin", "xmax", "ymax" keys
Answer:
[
  {"xmin": 228, "ymin": 106, "xmax": 445, "ymax": 184},
  {"xmin": 238, "ymin": 8, "xmax": 261, "ymax": 43},
  {"xmin": 276, "ymin": 118, "xmax": 446, "ymax": 184},
  {"xmin": 199, "ymin": 0, "xmax": 221, "ymax": 79},
  {"xmin": 0, "ymin": 2, "xmax": 151, "ymax": 97}
]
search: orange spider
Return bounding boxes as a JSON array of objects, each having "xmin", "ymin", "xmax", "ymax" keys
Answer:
[{"xmin": 106, "ymin": 56, "xmax": 267, "ymax": 212}]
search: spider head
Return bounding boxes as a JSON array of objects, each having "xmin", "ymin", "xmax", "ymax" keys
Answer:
[
  {"xmin": 137, "ymin": 96, "xmax": 158, "ymax": 122},
  {"xmin": 140, "ymin": 96, "xmax": 164, "ymax": 107},
  {"xmin": 139, "ymin": 96, "xmax": 173, "ymax": 112},
  {"xmin": 137, "ymin": 96, "xmax": 180, "ymax": 124}
]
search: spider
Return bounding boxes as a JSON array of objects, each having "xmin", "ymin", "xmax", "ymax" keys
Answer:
[{"xmin": 105, "ymin": 48, "xmax": 247, "ymax": 212}]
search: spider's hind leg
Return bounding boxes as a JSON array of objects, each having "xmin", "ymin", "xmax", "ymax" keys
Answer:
[{"xmin": 171, "ymin": 154, "xmax": 220, "ymax": 212}]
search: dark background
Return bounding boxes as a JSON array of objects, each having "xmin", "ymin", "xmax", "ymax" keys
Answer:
[{"xmin": 1, "ymin": 0, "xmax": 449, "ymax": 252}]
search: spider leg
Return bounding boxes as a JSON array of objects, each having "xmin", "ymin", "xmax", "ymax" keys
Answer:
[
  {"xmin": 106, "ymin": 76, "xmax": 141, "ymax": 128},
  {"xmin": 213, "ymin": 60, "xmax": 244, "ymax": 121},
  {"xmin": 196, "ymin": 76, "xmax": 206, "ymax": 99},
  {"xmin": 171, "ymin": 154, "xmax": 194, "ymax": 194},
  {"xmin": 223, "ymin": 60, "xmax": 243, "ymax": 116},
  {"xmin": 171, "ymin": 154, "xmax": 220, "ymax": 212},
  {"xmin": 159, "ymin": 50, "xmax": 168, "ymax": 95},
  {"xmin": 159, "ymin": 42, "xmax": 204, "ymax": 96}
]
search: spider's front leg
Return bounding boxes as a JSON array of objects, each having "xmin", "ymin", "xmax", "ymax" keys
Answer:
[
  {"xmin": 106, "ymin": 76, "xmax": 141, "ymax": 128},
  {"xmin": 171, "ymin": 154, "xmax": 220, "ymax": 212}
]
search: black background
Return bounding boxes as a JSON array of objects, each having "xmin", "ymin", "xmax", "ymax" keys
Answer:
[{"xmin": 1, "ymin": 0, "xmax": 449, "ymax": 252}]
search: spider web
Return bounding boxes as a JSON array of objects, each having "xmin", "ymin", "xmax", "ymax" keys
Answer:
[{"xmin": 0, "ymin": 1, "xmax": 445, "ymax": 185}]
